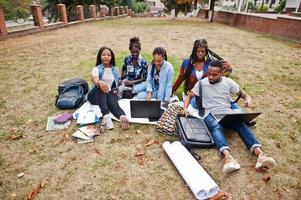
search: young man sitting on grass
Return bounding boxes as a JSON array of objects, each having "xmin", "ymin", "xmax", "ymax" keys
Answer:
[{"xmin": 183, "ymin": 60, "xmax": 276, "ymax": 173}]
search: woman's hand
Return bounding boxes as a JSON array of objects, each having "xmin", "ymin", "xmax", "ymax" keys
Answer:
[
  {"xmin": 96, "ymin": 80, "xmax": 109, "ymax": 93},
  {"xmin": 124, "ymin": 79, "xmax": 132, "ymax": 86},
  {"xmin": 146, "ymin": 92, "xmax": 152, "ymax": 101}
]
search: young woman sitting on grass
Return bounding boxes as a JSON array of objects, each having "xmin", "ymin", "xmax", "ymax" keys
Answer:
[
  {"xmin": 87, "ymin": 47, "xmax": 129, "ymax": 130},
  {"xmin": 119, "ymin": 37, "xmax": 148, "ymax": 99},
  {"xmin": 136, "ymin": 47, "xmax": 174, "ymax": 103},
  {"xmin": 172, "ymin": 38, "xmax": 232, "ymax": 109}
]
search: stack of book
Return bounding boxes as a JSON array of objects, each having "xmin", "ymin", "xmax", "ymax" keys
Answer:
[
  {"xmin": 46, "ymin": 113, "xmax": 73, "ymax": 131},
  {"xmin": 72, "ymin": 125, "xmax": 99, "ymax": 144}
]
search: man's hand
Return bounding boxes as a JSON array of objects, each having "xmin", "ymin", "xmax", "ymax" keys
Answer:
[
  {"xmin": 97, "ymin": 80, "xmax": 109, "ymax": 93},
  {"xmin": 182, "ymin": 108, "xmax": 189, "ymax": 117},
  {"xmin": 243, "ymin": 95, "xmax": 252, "ymax": 107},
  {"xmin": 146, "ymin": 92, "xmax": 152, "ymax": 101}
]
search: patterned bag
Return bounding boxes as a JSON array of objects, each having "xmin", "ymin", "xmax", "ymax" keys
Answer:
[{"xmin": 156, "ymin": 104, "xmax": 183, "ymax": 136}]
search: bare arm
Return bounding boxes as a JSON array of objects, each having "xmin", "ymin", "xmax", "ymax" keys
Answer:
[
  {"xmin": 237, "ymin": 89, "xmax": 252, "ymax": 107},
  {"xmin": 92, "ymin": 75, "xmax": 109, "ymax": 93},
  {"xmin": 183, "ymin": 90, "xmax": 197, "ymax": 116}
]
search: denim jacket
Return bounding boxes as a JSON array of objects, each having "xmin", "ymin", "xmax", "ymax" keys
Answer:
[
  {"xmin": 89, "ymin": 64, "xmax": 120, "ymax": 93},
  {"xmin": 146, "ymin": 60, "xmax": 174, "ymax": 101}
]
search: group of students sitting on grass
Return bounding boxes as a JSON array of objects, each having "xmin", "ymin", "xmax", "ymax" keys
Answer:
[{"xmin": 87, "ymin": 36, "xmax": 276, "ymax": 174}]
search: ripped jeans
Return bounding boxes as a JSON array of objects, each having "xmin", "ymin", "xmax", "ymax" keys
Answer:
[{"xmin": 204, "ymin": 113, "xmax": 261, "ymax": 153}]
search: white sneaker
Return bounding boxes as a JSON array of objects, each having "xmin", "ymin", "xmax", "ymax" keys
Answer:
[
  {"xmin": 223, "ymin": 156, "xmax": 241, "ymax": 173},
  {"xmin": 255, "ymin": 154, "xmax": 276, "ymax": 169},
  {"xmin": 103, "ymin": 114, "xmax": 114, "ymax": 130}
]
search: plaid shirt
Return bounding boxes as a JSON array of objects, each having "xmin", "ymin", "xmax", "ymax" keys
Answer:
[{"xmin": 122, "ymin": 55, "xmax": 148, "ymax": 82}]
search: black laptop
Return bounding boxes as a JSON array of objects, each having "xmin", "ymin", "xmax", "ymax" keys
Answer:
[
  {"xmin": 130, "ymin": 100, "xmax": 162, "ymax": 121},
  {"xmin": 214, "ymin": 112, "xmax": 261, "ymax": 125}
]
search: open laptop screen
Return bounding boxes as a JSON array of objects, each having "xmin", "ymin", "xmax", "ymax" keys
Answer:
[
  {"xmin": 130, "ymin": 100, "xmax": 162, "ymax": 120},
  {"xmin": 214, "ymin": 112, "xmax": 261, "ymax": 125}
]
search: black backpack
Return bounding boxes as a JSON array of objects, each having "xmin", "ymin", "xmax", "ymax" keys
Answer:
[
  {"xmin": 55, "ymin": 85, "xmax": 84, "ymax": 110},
  {"xmin": 58, "ymin": 78, "xmax": 89, "ymax": 94}
]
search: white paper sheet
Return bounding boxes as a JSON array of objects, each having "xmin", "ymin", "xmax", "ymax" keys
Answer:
[
  {"xmin": 163, "ymin": 141, "xmax": 219, "ymax": 200},
  {"xmin": 73, "ymin": 101, "xmax": 102, "ymax": 124}
]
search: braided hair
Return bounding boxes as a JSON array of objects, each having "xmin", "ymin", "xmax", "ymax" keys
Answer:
[
  {"xmin": 184, "ymin": 39, "xmax": 208, "ymax": 91},
  {"xmin": 129, "ymin": 36, "xmax": 141, "ymax": 51}
]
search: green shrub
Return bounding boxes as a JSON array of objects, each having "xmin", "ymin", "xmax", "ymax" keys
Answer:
[
  {"xmin": 132, "ymin": 1, "xmax": 149, "ymax": 13},
  {"xmin": 247, "ymin": 1, "xmax": 254, "ymax": 9},
  {"xmin": 259, "ymin": 4, "xmax": 269, "ymax": 12},
  {"xmin": 274, "ymin": 0, "xmax": 286, "ymax": 13}
]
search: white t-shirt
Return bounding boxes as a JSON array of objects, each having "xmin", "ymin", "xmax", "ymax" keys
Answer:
[
  {"xmin": 92, "ymin": 67, "xmax": 114, "ymax": 91},
  {"xmin": 195, "ymin": 70, "xmax": 203, "ymax": 80},
  {"xmin": 192, "ymin": 77, "xmax": 240, "ymax": 114}
]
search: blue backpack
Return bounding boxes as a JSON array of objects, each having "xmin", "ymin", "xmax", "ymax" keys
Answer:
[{"xmin": 55, "ymin": 85, "xmax": 84, "ymax": 110}]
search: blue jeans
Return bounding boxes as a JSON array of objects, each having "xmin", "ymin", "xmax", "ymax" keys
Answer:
[
  {"xmin": 204, "ymin": 113, "xmax": 261, "ymax": 153},
  {"xmin": 230, "ymin": 102, "xmax": 241, "ymax": 110},
  {"xmin": 136, "ymin": 90, "xmax": 158, "ymax": 99},
  {"xmin": 132, "ymin": 81, "xmax": 147, "ymax": 94}
]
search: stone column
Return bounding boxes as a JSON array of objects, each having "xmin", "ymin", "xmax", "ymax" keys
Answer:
[
  {"xmin": 128, "ymin": 9, "xmax": 132, "ymax": 16},
  {"xmin": 120, "ymin": 6, "xmax": 124, "ymax": 15},
  {"xmin": 31, "ymin": 4, "xmax": 44, "ymax": 28},
  {"xmin": 109, "ymin": 7, "xmax": 114, "ymax": 16},
  {"xmin": 114, "ymin": 7, "xmax": 119, "ymax": 16},
  {"xmin": 0, "ymin": 7, "xmax": 8, "ymax": 39},
  {"xmin": 76, "ymin": 5, "xmax": 84, "ymax": 21},
  {"xmin": 100, "ymin": 5, "xmax": 106, "ymax": 17},
  {"xmin": 57, "ymin": 4, "xmax": 68, "ymax": 23},
  {"xmin": 89, "ymin": 5, "xmax": 96, "ymax": 19},
  {"xmin": 125, "ymin": 6, "xmax": 128, "ymax": 15}
]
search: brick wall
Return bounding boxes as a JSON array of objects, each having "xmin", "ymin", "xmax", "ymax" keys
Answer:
[{"xmin": 198, "ymin": 9, "xmax": 301, "ymax": 42}]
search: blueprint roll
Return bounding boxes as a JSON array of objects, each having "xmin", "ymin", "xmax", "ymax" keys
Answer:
[{"xmin": 162, "ymin": 141, "xmax": 219, "ymax": 200}]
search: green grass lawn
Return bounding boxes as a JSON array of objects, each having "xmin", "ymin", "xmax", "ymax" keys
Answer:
[{"xmin": 0, "ymin": 17, "xmax": 300, "ymax": 200}]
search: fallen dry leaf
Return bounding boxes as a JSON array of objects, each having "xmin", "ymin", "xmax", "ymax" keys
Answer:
[
  {"xmin": 274, "ymin": 141, "xmax": 281, "ymax": 148},
  {"xmin": 275, "ymin": 187, "xmax": 285, "ymax": 200},
  {"xmin": 9, "ymin": 134, "xmax": 22, "ymax": 140},
  {"xmin": 209, "ymin": 191, "xmax": 231, "ymax": 200},
  {"xmin": 247, "ymin": 195, "xmax": 254, "ymax": 200},
  {"xmin": 27, "ymin": 179, "xmax": 47, "ymax": 200},
  {"xmin": 135, "ymin": 149, "xmax": 145, "ymax": 157},
  {"xmin": 94, "ymin": 148, "xmax": 102, "ymax": 155},
  {"xmin": 28, "ymin": 149, "xmax": 37, "ymax": 154},
  {"xmin": 60, "ymin": 157, "xmax": 76, "ymax": 170},
  {"xmin": 288, "ymin": 133, "xmax": 297, "ymax": 142},
  {"xmin": 59, "ymin": 161, "xmax": 70, "ymax": 170},
  {"xmin": 144, "ymin": 139, "xmax": 155, "ymax": 147},
  {"xmin": 137, "ymin": 156, "xmax": 147, "ymax": 166},
  {"xmin": 110, "ymin": 138, "xmax": 118, "ymax": 143},
  {"xmin": 135, "ymin": 130, "xmax": 143, "ymax": 134},
  {"xmin": 10, "ymin": 193, "xmax": 17, "ymax": 198},
  {"xmin": 262, "ymin": 176, "xmax": 271, "ymax": 183},
  {"xmin": 125, "ymin": 134, "xmax": 130, "ymax": 139}
]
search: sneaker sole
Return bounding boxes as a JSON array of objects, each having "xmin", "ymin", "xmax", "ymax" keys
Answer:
[
  {"xmin": 256, "ymin": 159, "xmax": 276, "ymax": 169},
  {"xmin": 223, "ymin": 163, "xmax": 241, "ymax": 173}
]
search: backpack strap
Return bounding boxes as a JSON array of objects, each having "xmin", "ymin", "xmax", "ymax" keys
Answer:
[
  {"xmin": 196, "ymin": 80, "xmax": 205, "ymax": 117},
  {"xmin": 233, "ymin": 90, "xmax": 242, "ymax": 103}
]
